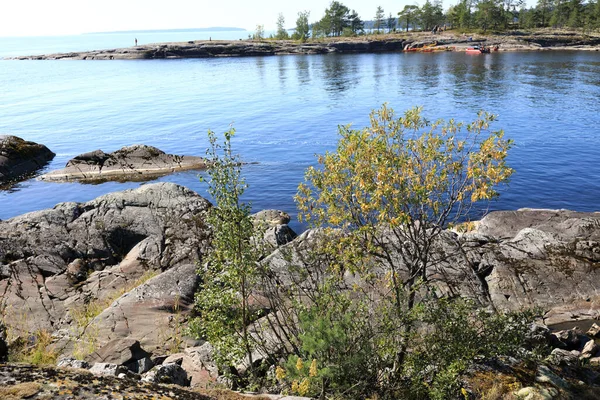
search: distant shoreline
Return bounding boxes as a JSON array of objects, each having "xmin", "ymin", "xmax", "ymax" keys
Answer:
[
  {"xmin": 84, "ymin": 27, "xmax": 247, "ymax": 35},
  {"xmin": 8, "ymin": 30, "xmax": 600, "ymax": 60}
]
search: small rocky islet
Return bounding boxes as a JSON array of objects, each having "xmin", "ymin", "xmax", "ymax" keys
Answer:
[
  {"xmin": 0, "ymin": 135, "xmax": 55, "ymax": 187},
  {"xmin": 40, "ymin": 144, "xmax": 209, "ymax": 182},
  {"xmin": 0, "ymin": 135, "xmax": 209, "ymax": 187},
  {"xmin": 2, "ymin": 137, "xmax": 600, "ymax": 398}
]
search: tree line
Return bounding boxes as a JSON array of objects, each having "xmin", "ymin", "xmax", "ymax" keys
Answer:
[{"xmin": 263, "ymin": 0, "xmax": 600, "ymax": 41}]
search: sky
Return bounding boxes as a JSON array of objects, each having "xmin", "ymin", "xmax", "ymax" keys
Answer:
[{"xmin": 1, "ymin": 0, "xmax": 484, "ymax": 37}]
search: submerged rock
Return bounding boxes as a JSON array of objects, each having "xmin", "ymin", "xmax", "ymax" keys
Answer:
[
  {"xmin": 0, "ymin": 135, "xmax": 55, "ymax": 186},
  {"xmin": 40, "ymin": 144, "xmax": 207, "ymax": 182}
]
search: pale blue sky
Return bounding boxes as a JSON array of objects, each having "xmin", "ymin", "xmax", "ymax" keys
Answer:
[{"xmin": 2, "ymin": 0, "xmax": 535, "ymax": 37}]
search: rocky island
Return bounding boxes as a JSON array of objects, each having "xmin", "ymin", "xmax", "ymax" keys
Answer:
[
  {"xmin": 40, "ymin": 145, "xmax": 208, "ymax": 182},
  {"xmin": 8, "ymin": 31, "xmax": 600, "ymax": 61}
]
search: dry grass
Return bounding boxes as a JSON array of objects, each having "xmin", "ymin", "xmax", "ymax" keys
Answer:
[
  {"xmin": 468, "ymin": 370, "xmax": 522, "ymax": 400},
  {"xmin": 194, "ymin": 388, "xmax": 271, "ymax": 400},
  {"xmin": 0, "ymin": 382, "xmax": 41, "ymax": 399},
  {"xmin": 71, "ymin": 269, "xmax": 159, "ymax": 328}
]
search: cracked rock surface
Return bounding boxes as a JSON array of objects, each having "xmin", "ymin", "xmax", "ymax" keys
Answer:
[
  {"xmin": 264, "ymin": 209, "xmax": 600, "ymax": 326},
  {"xmin": 0, "ymin": 182, "xmax": 211, "ymax": 353}
]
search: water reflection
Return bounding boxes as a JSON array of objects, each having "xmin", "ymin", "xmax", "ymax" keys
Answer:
[
  {"xmin": 321, "ymin": 54, "xmax": 357, "ymax": 95},
  {"xmin": 415, "ymin": 59, "xmax": 441, "ymax": 89},
  {"xmin": 295, "ymin": 56, "xmax": 311, "ymax": 85},
  {"xmin": 278, "ymin": 56, "xmax": 288, "ymax": 91},
  {"xmin": 255, "ymin": 57, "xmax": 265, "ymax": 81}
]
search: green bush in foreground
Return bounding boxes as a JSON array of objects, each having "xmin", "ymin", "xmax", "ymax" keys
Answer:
[
  {"xmin": 191, "ymin": 106, "xmax": 536, "ymax": 399},
  {"xmin": 188, "ymin": 128, "xmax": 262, "ymax": 384}
]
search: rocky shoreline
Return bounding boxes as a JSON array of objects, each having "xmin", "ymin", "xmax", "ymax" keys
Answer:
[
  {"xmin": 8, "ymin": 30, "xmax": 600, "ymax": 60},
  {"xmin": 1, "ymin": 183, "xmax": 600, "ymax": 398}
]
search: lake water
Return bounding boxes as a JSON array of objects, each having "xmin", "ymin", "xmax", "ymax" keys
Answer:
[{"xmin": 1, "ymin": 32, "xmax": 600, "ymax": 232}]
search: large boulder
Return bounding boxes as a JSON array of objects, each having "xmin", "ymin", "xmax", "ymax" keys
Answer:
[
  {"xmin": 162, "ymin": 343, "xmax": 219, "ymax": 388},
  {"xmin": 252, "ymin": 209, "xmax": 297, "ymax": 249},
  {"xmin": 142, "ymin": 362, "xmax": 189, "ymax": 386},
  {"xmin": 262, "ymin": 209, "xmax": 600, "ymax": 328},
  {"xmin": 252, "ymin": 209, "xmax": 291, "ymax": 227},
  {"xmin": 40, "ymin": 144, "xmax": 207, "ymax": 182},
  {"xmin": 0, "ymin": 135, "xmax": 55, "ymax": 185},
  {"xmin": 468, "ymin": 209, "xmax": 600, "ymax": 324},
  {"xmin": 0, "ymin": 183, "xmax": 211, "ymax": 345},
  {"xmin": 87, "ymin": 338, "xmax": 153, "ymax": 373}
]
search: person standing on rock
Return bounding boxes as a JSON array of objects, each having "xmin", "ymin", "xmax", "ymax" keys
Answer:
[{"xmin": 135, "ymin": 38, "xmax": 138, "ymax": 46}]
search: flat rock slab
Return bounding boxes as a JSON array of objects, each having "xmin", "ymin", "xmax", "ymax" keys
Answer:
[
  {"xmin": 40, "ymin": 144, "xmax": 207, "ymax": 182},
  {"xmin": 0, "ymin": 135, "xmax": 55, "ymax": 186}
]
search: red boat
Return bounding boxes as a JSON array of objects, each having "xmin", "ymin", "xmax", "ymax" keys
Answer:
[{"xmin": 465, "ymin": 45, "xmax": 490, "ymax": 54}]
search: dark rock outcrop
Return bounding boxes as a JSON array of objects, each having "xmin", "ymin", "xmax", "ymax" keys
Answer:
[
  {"xmin": 263, "ymin": 209, "xmax": 600, "ymax": 327},
  {"xmin": 40, "ymin": 144, "xmax": 207, "ymax": 182},
  {"xmin": 87, "ymin": 338, "xmax": 153, "ymax": 373},
  {"xmin": 252, "ymin": 209, "xmax": 291, "ymax": 227},
  {"xmin": 83, "ymin": 263, "xmax": 201, "ymax": 353},
  {"xmin": 163, "ymin": 343, "xmax": 219, "ymax": 388},
  {"xmin": 0, "ymin": 135, "xmax": 55, "ymax": 186},
  {"xmin": 0, "ymin": 321, "xmax": 7, "ymax": 362},
  {"xmin": 142, "ymin": 363, "xmax": 190, "ymax": 386},
  {"xmin": 468, "ymin": 209, "xmax": 600, "ymax": 325}
]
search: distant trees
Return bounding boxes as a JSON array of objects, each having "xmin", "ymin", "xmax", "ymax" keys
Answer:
[
  {"xmin": 276, "ymin": 13, "xmax": 289, "ymax": 39},
  {"xmin": 398, "ymin": 4, "xmax": 420, "ymax": 31},
  {"xmin": 252, "ymin": 24, "xmax": 264, "ymax": 40},
  {"xmin": 374, "ymin": 6, "xmax": 386, "ymax": 33},
  {"xmin": 292, "ymin": 11, "xmax": 310, "ymax": 41},
  {"xmin": 322, "ymin": 1, "xmax": 351, "ymax": 37},
  {"xmin": 348, "ymin": 9, "xmax": 365, "ymax": 35},
  {"xmin": 448, "ymin": 0, "xmax": 600, "ymax": 31},
  {"xmin": 312, "ymin": 1, "xmax": 366, "ymax": 37},
  {"xmin": 475, "ymin": 0, "xmax": 504, "ymax": 31},
  {"xmin": 537, "ymin": 0, "xmax": 553, "ymax": 26},
  {"xmin": 282, "ymin": 0, "xmax": 600, "ymax": 43},
  {"xmin": 387, "ymin": 12, "xmax": 398, "ymax": 32},
  {"xmin": 420, "ymin": 0, "xmax": 445, "ymax": 31}
]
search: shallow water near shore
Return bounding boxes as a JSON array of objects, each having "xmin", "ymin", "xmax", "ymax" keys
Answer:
[{"xmin": 1, "ymin": 44, "xmax": 600, "ymax": 232}]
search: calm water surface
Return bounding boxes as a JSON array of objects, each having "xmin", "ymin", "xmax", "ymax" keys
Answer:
[{"xmin": 1, "ymin": 40, "xmax": 600, "ymax": 231}]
